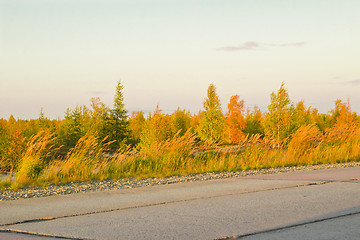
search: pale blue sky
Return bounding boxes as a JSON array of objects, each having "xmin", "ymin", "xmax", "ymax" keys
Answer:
[{"xmin": 1, "ymin": 0, "xmax": 359, "ymax": 119}]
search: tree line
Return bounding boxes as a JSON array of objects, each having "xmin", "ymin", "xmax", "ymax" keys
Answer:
[{"xmin": 0, "ymin": 81, "xmax": 358, "ymax": 172}]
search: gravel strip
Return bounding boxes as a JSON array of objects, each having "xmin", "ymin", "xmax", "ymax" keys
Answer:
[{"xmin": 1, "ymin": 162, "xmax": 360, "ymax": 201}]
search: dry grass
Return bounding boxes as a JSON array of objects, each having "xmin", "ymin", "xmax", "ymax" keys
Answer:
[
  {"xmin": 1, "ymin": 125, "xmax": 359, "ymax": 190},
  {"xmin": 45, "ymin": 135, "xmax": 112, "ymax": 184},
  {"xmin": 13, "ymin": 131, "xmax": 55, "ymax": 189}
]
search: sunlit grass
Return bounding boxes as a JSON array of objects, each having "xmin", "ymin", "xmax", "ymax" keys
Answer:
[
  {"xmin": 13, "ymin": 131, "xmax": 55, "ymax": 189},
  {"xmin": 1, "ymin": 125, "xmax": 359, "ymax": 190}
]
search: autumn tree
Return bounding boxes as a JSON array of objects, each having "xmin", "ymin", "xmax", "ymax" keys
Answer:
[
  {"xmin": 171, "ymin": 108, "xmax": 192, "ymax": 136},
  {"xmin": 224, "ymin": 95, "xmax": 245, "ymax": 144},
  {"xmin": 128, "ymin": 111, "xmax": 145, "ymax": 144},
  {"xmin": 1, "ymin": 116, "xmax": 29, "ymax": 170},
  {"xmin": 197, "ymin": 84, "xmax": 224, "ymax": 143},
  {"xmin": 315, "ymin": 112, "xmax": 332, "ymax": 132},
  {"xmin": 291, "ymin": 100, "xmax": 315, "ymax": 132},
  {"xmin": 88, "ymin": 97, "xmax": 109, "ymax": 138},
  {"xmin": 0, "ymin": 119, "xmax": 7, "ymax": 168},
  {"xmin": 332, "ymin": 99, "xmax": 358, "ymax": 129},
  {"xmin": 24, "ymin": 109, "xmax": 56, "ymax": 139},
  {"xmin": 139, "ymin": 105, "xmax": 173, "ymax": 148},
  {"xmin": 244, "ymin": 105, "xmax": 264, "ymax": 136},
  {"xmin": 190, "ymin": 111, "xmax": 202, "ymax": 135},
  {"xmin": 263, "ymin": 82, "xmax": 294, "ymax": 146}
]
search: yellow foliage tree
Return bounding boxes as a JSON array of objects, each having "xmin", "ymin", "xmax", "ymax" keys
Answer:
[
  {"xmin": 224, "ymin": 95, "xmax": 245, "ymax": 144},
  {"xmin": 139, "ymin": 105, "xmax": 173, "ymax": 148},
  {"xmin": 263, "ymin": 82, "xmax": 294, "ymax": 147},
  {"xmin": 128, "ymin": 111, "xmax": 145, "ymax": 143},
  {"xmin": 197, "ymin": 84, "xmax": 224, "ymax": 143}
]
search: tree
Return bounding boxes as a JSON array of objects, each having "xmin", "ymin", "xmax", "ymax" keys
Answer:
[
  {"xmin": 89, "ymin": 97, "xmax": 109, "ymax": 137},
  {"xmin": 0, "ymin": 117, "xmax": 27, "ymax": 170},
  {"xmin": 103, "ymin": 80, "xmax": 129, "ymax": 149},
  {"xmin": 128, "ymin": 111, "xmax": 145, "ymax": 144},
  {"xmin": 244, "ymin": 105, "xmax": 264, "ymax": 136},
  {"xmin": 171, "ymin": 108, "xmax": 192, "ymax": 136},
  {"xmin": 332, "ymin": 99, "xmax": 358, "ymax": 129},
  {"xmin": 263, "ymin": 82, "xmax": 294, "ymax": 146},
  {"xmin": 190, "ymin": 111, "xmax": 202, "ymax": 135},
  {"xmin": 291, "ymin": 100, "xmax": 314, "ymax": 132},
  {"xmin": 197, "ymin": 84, "xmax": 224, "ymax": 143},
  {"xmin": 224, "ymin": 95, "xmax": 245, "ymax": 144},
  {"xmin": 139, "ymin": 105, "xmax": 173, "ymax": 148},
  {"xmin": 59, "ymin": 106, "xmax": 86, "ymax": 150}
]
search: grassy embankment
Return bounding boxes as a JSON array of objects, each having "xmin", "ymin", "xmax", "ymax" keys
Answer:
[{"xmin": 1, "ymin": 124, "xmax": 359, "ymax": 190}]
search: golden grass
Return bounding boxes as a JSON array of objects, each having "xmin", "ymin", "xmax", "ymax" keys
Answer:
[
  {"xmin": 1, "ymin": 125, "xmax": 359, "ymax": 190},
  {"xmin": 13, "ymin": 131, "xmax": 55, "ymax": 188},
  {"xmin": 45, "ymin": 135, "xmax": 112, "ymax": 184}
]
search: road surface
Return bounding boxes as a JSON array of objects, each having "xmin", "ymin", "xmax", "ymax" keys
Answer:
[{"xmin": 1, "ymin": 166, "xmax": 359, "ymax": 240}]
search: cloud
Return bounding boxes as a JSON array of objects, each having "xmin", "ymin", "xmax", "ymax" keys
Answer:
[
  {"xmin": 88, "ymin": 91, "xmax": 107, "ymax": 95},
  {"xmin": 217, "ymin": 41, "xmax": 306, "ymax": 51},
  {"xmin": 217, "ymin": 41, "xmax": 260, "ymax": 51},
  {"xmin": 341, "ymin": 79, "xmax": 360, "ymax": 86},
  {"xmin": 268, "ymin": 42, "xmax": 306, "ymax": 47}
]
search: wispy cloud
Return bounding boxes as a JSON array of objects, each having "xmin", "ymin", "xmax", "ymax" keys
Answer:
[
  {"xmin": 217, "ymin": 41, "xmax": 260, "ymax": 51},
  {"xmin": 88, "ymin": 90, "xmax": 107, "ymax": 95},
  {"xmin": 268, "ymin": 42, "xmax": 306, "ymax": 47},
  {"xmin": 341, "ymin": 79, "xmax": 360, "ymax": 86},
  {"xmin": 217, "ymin": 41, "xmax": 306, "ymax": 51}
]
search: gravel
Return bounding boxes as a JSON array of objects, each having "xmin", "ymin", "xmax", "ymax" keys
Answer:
[{"xmin": 1, "ymin": 162, "xmax": 359, "ymax": 201}]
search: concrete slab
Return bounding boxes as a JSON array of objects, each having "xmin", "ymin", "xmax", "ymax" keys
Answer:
[
  {"xmin": 4, "ymin": 182, "xmax": 360, "ymax": 240},
  {"xmin": 0, "ymin": 178, "xmax": 312, "ymax": 226},
  {"xmin": 0, "ymin": 231, "xmax": 68, "ymax": 240},
  {"xmin": 240, "ymin": 213, "xmax": 360, "ymax": 240},
  {"xmin": 1, "ymin": 166, "xmax": 360, "ymax": 240},
  {"xmin": 244, "ymin": 166, "xmax": 360, "ymax": 181}
]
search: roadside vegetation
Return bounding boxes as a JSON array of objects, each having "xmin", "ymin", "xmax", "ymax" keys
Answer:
[{"xmin": 0, "ymin": 81, "xmax": 359, "ymax": 190}]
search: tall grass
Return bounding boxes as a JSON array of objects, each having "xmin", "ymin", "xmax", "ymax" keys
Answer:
[
  {"xmin": 1, "ymin": 124, "xmax": 359, "ymax": 190},
  {"xmin": 45, "ymin": 135, "xmax": 111, "ymax": 184},
  {"xmin": 14, "ymin": 131, "xmax": 55, "ymax": 188},
  {"xmin": 96, "ymin": 130, "xmax": 197, "ymax": 179}
]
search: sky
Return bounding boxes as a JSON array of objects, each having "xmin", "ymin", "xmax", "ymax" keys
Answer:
[{"xmin": 1, "ymin": 0, "xmax": 360, "ymax": 120}]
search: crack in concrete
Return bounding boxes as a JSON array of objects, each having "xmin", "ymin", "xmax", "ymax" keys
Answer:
[
  {"xmin": 0, "ymin": 228, "xmax": 91, "ymax": 240},
  {"xmin": 0, "ymin": 181, "xmax": 330, "ymax": 228},
  {"xmin": 216, "ymin": 211, "xmax": 360, "ymax": 240}
]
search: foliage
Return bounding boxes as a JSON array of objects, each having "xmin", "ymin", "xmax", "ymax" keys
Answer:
[
  {"xmin": 287, "ymin": 124, "xmax": 322, "ymax": 156},
  {"xmin": 291, "ymin": 100, "xmax": 315, "ymax": 132},
  {"xmin": 332, "ymin": 99, "xmax": 358, "ymax": 129},
  {"xmin": 0, "ymin": 116, "xmax": 28, "ymax": 171},
  {"xmin": 197, "ymin": 84, "xmax": 224, "ymax": 143},
  {"xmin": 102, "ymin": 80, "xmax": 129, "ymax": 149},
  {"xmin": 224, "ymin": 95, "xmax": 245, "ymax": 144},
  {"xmin": 59, "ymin": 106, "xmax": 88, "ymax": 151},
  {"xmin": 15, "ymin": 131, "xmax": 55, "ymax": 187},
  {"xmin": 171, "ymin": 108, "xmax": 192, "ymax": 136},
  {"xmin": 1, "ymin": 81, "xmax": 360, "ymax": 190},
  {"xmin": 244, "ymin": 105, "xmax": 264, "ymax": 136},
  {"xmin": 139, "ymin": 105, "xmax": 173, "ymax": 148},
  {"xmin": 128, "ymin": 111, "xmax": 146, "ymax": 144},
  {"xmin": 45, "ymin": 135, "xmax": 109, "ymax": 184},
  {"xmin": 263, "ymin": 82, "xmax": 294, "ymax": 146}
]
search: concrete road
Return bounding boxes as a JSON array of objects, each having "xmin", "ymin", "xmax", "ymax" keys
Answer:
[{"xmin": 1, "ymin": 167, "xmax": 359, "ymax": 240}]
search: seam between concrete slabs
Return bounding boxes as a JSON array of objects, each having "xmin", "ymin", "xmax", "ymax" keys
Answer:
[
  {"xmin": 0, "ymin": 229, "xmax": 92, "ymax": 240},
  {"xmin": 216, "ymin": 211, "xmax": 360, "ymax": 240},
  {"xmin": 0, "ymin": 180, "xmax": 330, "ymax": 228}
]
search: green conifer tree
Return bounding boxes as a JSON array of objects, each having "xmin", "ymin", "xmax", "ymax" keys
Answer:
[{"xmin": 103, "ymin": 80, "xmax": 129, "ymax": 149}]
